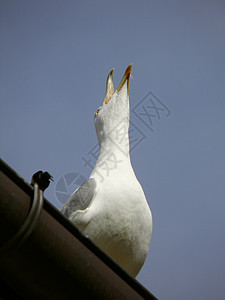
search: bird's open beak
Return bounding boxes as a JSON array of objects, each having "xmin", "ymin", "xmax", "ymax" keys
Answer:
[{"xmin": 104, "ymin": 64, "xmax": 132, "ymax": 104}]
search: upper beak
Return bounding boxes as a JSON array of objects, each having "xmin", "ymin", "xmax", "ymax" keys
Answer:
[
  {"xmin": 104, "ymin": 64, "xmax": 133, "ymax": 104},
  {"xmin": 104, "ymin": 69, "xmax": 115, "ymax": 104}
]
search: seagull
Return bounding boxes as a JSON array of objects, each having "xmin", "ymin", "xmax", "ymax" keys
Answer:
[{"xmin": 61, "ymin": 65, "xmax": 152, "ymax": 277}]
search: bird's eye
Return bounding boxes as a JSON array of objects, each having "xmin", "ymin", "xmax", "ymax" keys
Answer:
[{"xmin": 94, "ymin": 107, "xmax": 101, "ymax": 117}]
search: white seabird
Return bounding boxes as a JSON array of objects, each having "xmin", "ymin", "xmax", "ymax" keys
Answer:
[{"xmin": 61, "ymin": 65, "xmax": 152, "ymax": 277}]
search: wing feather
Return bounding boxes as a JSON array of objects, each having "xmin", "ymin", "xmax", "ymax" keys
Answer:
[{"xmin": 60, "ymin": 178, "xmax": 96, "ymax": 217}]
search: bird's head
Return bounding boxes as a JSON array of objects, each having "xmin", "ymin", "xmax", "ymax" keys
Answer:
[{"xmin": 94, "ymin": 64, "xmax": 132, "ymax": 144}]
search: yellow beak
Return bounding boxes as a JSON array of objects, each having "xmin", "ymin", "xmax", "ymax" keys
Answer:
[
  {"xmin": 104, "ymin": 64, "xmax": 133, "ymax": 104},
  {"xmin": 104, "ymin": 69, "xmax": 115, "ymax": 104},
  {"xmin": 116, "ymin": 64, "xmax": 133, "ymax": 94}
]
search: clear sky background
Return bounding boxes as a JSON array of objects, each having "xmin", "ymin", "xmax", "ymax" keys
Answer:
[{"xmin": 1, "ymin": 1, "xmax": 224, "ymax": 299}]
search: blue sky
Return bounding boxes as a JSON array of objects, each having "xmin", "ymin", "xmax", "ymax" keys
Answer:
[{"xmin": 1, "ymin": 1, "xmax": 224, "ymax": 299}]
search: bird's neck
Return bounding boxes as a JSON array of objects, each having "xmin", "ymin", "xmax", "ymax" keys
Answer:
[
  {"xmin": 91, "ymin": 130, "xmax": 132, "ymax": 182},
  {"xmin": 99, "ymin": 134, "xmax": 130, "ymax": 160}
]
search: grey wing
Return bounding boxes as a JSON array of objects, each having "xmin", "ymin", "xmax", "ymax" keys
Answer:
[{"xmin": 60, "ymin": 178, "xmax": 97, "ymax": 218}]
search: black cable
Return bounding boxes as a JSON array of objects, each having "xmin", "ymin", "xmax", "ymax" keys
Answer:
[{"xmin": 0, "ymin": 171, "xmax": 53, "ymax": 253}]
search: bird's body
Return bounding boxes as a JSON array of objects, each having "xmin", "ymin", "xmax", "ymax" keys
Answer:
[{"xmin": 61, "ymin": 65, "xmax": 152, "ymax": 277}]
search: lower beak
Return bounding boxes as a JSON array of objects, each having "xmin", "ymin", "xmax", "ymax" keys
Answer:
[{"xmin": 117, "ymin": 64, "xmax": 133, "ymax": 94}]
